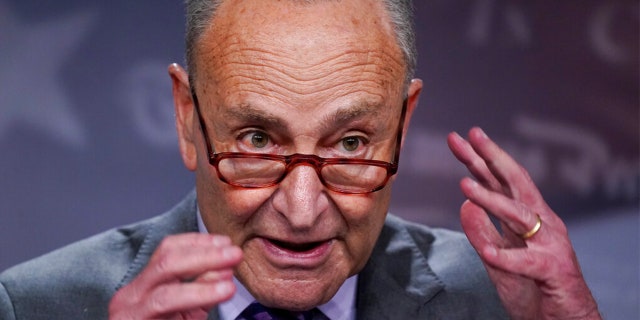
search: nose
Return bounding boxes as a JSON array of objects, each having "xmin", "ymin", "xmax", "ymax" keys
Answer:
[{"xmin": 271, "ymin": 163, "xmax": 329, "ymax": 230}]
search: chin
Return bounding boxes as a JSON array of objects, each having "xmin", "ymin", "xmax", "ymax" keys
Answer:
[
  {"xmin": 240, "ymin": 268, "xmax": 346, "ymax": 311},
  {"xmin": 255, "ymin": 280, "xmax": 336, "ymax": 311}
]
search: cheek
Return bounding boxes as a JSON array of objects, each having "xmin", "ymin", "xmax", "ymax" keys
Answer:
[
  {"xmin": 332, "ymin": 187, "xmax": 392, "ymax": 270},
  {"xmin": 196, "ymin": 164, "xmax": 274, "ymax": 237},
  {"xmin": 333, "ymin": 187, "xmax": 391, "ymax": 223}
]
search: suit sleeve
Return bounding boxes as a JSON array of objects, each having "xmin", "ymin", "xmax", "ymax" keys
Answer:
[{"xmin": 0, "ymin": 280, "xmax": 17, "ymax": 320}]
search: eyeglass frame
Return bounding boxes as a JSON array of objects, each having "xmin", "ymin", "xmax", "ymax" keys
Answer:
[{"xmin": 190, "ymin": 86, "xmax": 407, "ymax": 194}]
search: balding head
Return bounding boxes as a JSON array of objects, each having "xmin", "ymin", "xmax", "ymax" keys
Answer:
[{"xmin": 184, "ymin": 0, "xmax": 416, "ymax": 87}]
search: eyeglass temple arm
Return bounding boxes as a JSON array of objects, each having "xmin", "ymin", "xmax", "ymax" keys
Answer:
[
  {"xmin": 392, "ymin": 99, "xmax": 408, "ymax": 168},
  {"xmin": 189, "ymin": 85, "xmax": 216, "ymax": 158}
]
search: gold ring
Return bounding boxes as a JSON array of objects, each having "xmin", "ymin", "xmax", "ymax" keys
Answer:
[{"xmin": 520, "ymin": 214, "xmax": 542, "ymax": 240}]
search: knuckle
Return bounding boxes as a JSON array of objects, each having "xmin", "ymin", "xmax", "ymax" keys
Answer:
[
  {"xmin": 555, "ymin": 220, "xmax": 569, "ymax": 235},
  {"xmin": 512, "ymin": 202, "xmax": 531, "ymax": 227},
  {"xmin": 535, "ymin": 253, "xmax": 554, "ymax": 273},
  {"xmin": 111, "ymin": 284, "xmax": 137, "ymax": 305},
  {"xmin": 151, "ymin": 238, "xmax": 184, "ymax": 274},
  {"xmin": 147, "ymin": 288, "xmax": 171, "ymax": 315},
  {"xmin": 518, "ymin": 164, "xmax": 532, "ymax": 181},
  {"xmin": 109, "ymin": 287, "xmax": 141, "ymax": 318},
  {"xmin": 514, "ymin": 201, "xmax": 528, "ymax": 218},
  {"xmin": 153, "ymin": 252, "xmax": 175, "ymax": 276},
  {"xmin": 157, "ymin": 236, "xmax": 177, "ymax": 252},
  {"xmin": 470, "ymin": 157, "xmax": 487, "ymax": 173}
]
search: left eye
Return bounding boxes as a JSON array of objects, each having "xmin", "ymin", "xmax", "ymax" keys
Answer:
[
  {"xmin": 238, "ymin": 130, "xmax": 272, "ymax": 150},
  {"xmin": 249, "ymin": 132, "xmax": 269, "ymax": 148},
  {"xmin": 341, "ymin": 136, "xmax": 361, "ymax": 152}
]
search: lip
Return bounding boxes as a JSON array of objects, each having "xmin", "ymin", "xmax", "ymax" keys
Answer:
[{"xmin": 258, "ymin": 237, "xmax": 334, "ymax": 268}]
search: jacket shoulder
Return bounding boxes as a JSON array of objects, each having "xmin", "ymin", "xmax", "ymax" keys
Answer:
[
  {"xmin": 0, "ymin": 191, "xmax": 198, "ymax": 319},
  {"xmin": 0, "ymin": 216, "xmax": 153, "ymax": 319}
]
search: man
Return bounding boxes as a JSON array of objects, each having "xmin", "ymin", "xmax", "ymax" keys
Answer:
[{"xmin": 0, "ymin": 0, "xmax": 600, "ymax": 319}]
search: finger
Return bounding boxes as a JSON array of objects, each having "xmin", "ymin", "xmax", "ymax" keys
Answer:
[
  {"xmin": 179, "ymin": 308, "xmax": 211, "ymax": 319},
  {"xmin": 459, "ymin": 200, "xmax": 505, "ymax": 253},
  {"xmin": 109, "ymin": 233, "xmax": 241, "ymax": 319},
  {"xmin": 460, "ymin": 177, "xmax": 542, "ymax": 238},
  {"xmin": 141, "ymin": 279, "xmax": 236, "ymax": 317},
  {"xmin": 481, "ymin": 246, "xmax": 566, "ymax": 283},
  {"xmin": 197, "ymin": 269, "xmax": 234, "ymax": 283},
  {"xmin": 447, "ymin": 131, "xmax": 503, "ymax": 192},
  {"xmin": 135, "ymin": 233, "xmax": 242, "ymax": 292},
  {"xmin": 461, "ymin": 200, "xmax": 550, "ymax": 317},
  {"xmin": 460, "ymin": 201, "xmax": 535, "ymax": 281},
  {"xmin": 466, "ymin": 127, "xmax": 544, "ymax": 206},
  {"xmin": 499, "ymin": 220, "xmax": 528, "ymax": 247}
]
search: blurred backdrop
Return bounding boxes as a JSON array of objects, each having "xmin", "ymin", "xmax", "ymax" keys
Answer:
[{"xmin": 0, "ymin": 0, "xmax": 638, "ymax": 318}]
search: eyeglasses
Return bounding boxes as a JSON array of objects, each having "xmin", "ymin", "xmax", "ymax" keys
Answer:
[{"xmin": 191, "ymin": 89, "xmax": 406, "ymax": 194}]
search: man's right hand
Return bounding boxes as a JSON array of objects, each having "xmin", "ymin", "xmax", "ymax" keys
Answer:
[{"xmin": 108, "ymin": 233, "xmax": 243, "ymax": 319}]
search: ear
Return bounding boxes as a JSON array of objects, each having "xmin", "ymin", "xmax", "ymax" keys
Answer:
[
  {"xmin": 401, "ymin": 78, "xmax": 423, "ymax": 147},
  {"xmin": 169, "ymin": 63, "xmax": 198, "ymax": 171}
]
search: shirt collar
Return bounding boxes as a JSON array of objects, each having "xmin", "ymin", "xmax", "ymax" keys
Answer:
[{"xmin": 197, "ymin": 208, "xmax": 357, "ymax": 320}]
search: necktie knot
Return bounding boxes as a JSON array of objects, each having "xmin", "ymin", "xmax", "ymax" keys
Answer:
[{"xmin": 237, "ymin": 302, "xmax": 329, "ymax": 320}]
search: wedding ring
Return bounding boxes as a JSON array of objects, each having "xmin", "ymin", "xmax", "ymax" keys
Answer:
[{"xmin": 520, "ymin": 214, "xmax": 542, "ymax": 240}]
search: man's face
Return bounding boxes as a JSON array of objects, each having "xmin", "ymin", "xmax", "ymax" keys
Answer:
[{"xmin": 179, "ymin": 0, "xmax": 420, "ymax": 311}]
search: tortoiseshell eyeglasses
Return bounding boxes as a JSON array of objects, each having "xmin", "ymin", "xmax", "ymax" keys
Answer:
[{"xmin": 191, "ymin": 89, "xmax": 406, "ymax": 194}]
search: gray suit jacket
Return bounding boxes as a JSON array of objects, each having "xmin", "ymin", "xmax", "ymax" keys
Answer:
[{"xmin": 0, "ymin": 191, "xmax": 507, "ymax": 319}]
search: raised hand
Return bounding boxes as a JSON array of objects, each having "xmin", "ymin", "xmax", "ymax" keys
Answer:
[
  {"xmin": 108, "ymin": 233, "xmax": 242, "ymax": 319},
  {"xmin": 447, "ymin": 127, "xmax": 600, "ymax": 320}
]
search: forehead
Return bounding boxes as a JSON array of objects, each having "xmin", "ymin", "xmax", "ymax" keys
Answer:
[{"xmin": 193, "ymin": 0, "xmax": 406, "ymax": 107}]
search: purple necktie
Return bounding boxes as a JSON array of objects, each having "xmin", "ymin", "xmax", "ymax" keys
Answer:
[{"xmin": 237, "ymin": 302, "xmax": 329, "ymax": 320}]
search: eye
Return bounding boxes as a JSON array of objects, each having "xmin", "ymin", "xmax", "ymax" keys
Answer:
[
  {"xmin": 340, "ymin": 136, "xmax": 362, "ymax": 152},
  {"xmin": 250, "ymin": 132, "xmax": 269, "ymax": 148},
  {"xmin": 239, "ymin": 131, "xmax": 271, "ymax": 150}
]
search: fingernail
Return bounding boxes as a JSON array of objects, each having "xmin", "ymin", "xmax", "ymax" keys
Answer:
[
  {"xmin": 215, "ymin": 281, "xmax": 234, "ymax": 295},
  {"xmin": 484, "ymin": 246, "xmax": 497, "ymax": 258},
  {"xmin": 464, "ymin": 178, "xmax": 479, "ymax": 189},
  {"xmin": 478, "ymin": 128, "xmax": 489, "ymax": 139},
  {"xmin": 212, "ymin": 235, "xmax": 230, "ymax": 246},
  {"xmin": 222, "ymin": 246, "xmax": 241, "ymax": 259}
]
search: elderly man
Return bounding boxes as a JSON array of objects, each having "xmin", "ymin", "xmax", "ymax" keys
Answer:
[{"xmin": 0, "ymin": 0, "xmax": 600, "ymax": 319}]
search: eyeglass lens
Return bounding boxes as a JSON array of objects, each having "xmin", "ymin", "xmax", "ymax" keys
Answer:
[{"xmin": 217, "ymin": 157, "xmax": 389, "ymax": 193}]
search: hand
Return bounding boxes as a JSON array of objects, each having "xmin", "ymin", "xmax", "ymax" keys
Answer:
[
  {"xmin": 108, "ymin": 233, "xmax": 243, "ymax": 319},
  {"xmin": 447, "ymin": 127, "xmax": 600, "ymax": 320}
]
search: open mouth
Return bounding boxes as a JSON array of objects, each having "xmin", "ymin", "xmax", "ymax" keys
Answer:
[
  {"xmin": 259, "ymin": 237, "xmax": 333, "ymax": 266},
  {"xmin": 269, "ymin": 239, "xmax": 326, "ymax": 252}
]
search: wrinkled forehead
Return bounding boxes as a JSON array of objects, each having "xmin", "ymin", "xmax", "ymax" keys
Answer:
[{"xmin": 191, "ymin": 0, "xmax": 406, "ymax": 100}]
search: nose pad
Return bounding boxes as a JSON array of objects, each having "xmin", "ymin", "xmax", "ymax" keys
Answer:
[{"xmin": 271, "ymin": 164, "xmax": 329, "ymax": 230}]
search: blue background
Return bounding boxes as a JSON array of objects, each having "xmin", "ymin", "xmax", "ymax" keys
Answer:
[{"xmin": 0, "ymin": 1, "xmax": 637, "ymax": 318}]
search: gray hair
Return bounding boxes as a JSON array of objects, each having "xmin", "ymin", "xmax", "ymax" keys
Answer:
[{"xmin": 184, "ymin": 0, "xmax": 416, "ymax": 87}]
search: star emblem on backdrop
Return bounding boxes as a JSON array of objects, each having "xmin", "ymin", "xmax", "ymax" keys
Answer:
[{"xmin": 0, "ymin": 2, "xmax": 96, "ymax": 147}]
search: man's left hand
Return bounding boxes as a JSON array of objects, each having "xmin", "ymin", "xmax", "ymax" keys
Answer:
[{"xmin": 447, "ymin": 127, "xmax": 601, "ymax": 319}]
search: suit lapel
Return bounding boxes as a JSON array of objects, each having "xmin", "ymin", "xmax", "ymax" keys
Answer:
[
  {"xmin": 115, "ymin": 191, "xmax": 199, "ymax": 290},
  {"xmin": 112, "ymin": 190, "xmax": 225, "ymax": 319},
  {"xmin": 355, "ymin": 215, "xmax": 444, "ymax": 319}
]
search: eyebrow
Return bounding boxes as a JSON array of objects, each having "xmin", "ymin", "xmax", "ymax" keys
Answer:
[
  {"xmin": 221, "ymin": 100, "xmax": 386, "ymax": 132},
  {"xmin": 321, "ymin": 101, "xmax": 384, "ymax": 131},
  {"xmin": 222, "ymin": 103, "xmax": 287, "ymax": 128}
]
